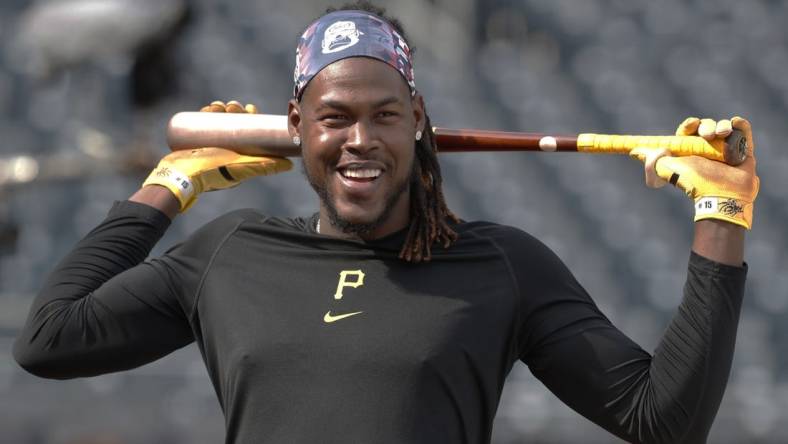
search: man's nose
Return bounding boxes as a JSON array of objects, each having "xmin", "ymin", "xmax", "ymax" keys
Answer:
[{"xmin": 344, "ymin": 120, "xmax": 379, "ymax": 155}]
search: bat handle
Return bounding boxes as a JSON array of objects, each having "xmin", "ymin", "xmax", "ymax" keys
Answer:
[{"xmin": 577, "ymin": 129, "xmax": 748, "ymax": 166}]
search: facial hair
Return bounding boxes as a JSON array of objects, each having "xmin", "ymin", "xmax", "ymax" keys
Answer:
[{"xmin": 302, "ymin": 158, "xmax": 413, "ymax": 236}]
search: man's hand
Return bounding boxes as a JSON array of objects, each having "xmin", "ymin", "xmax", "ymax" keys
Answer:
[
  {"xmin": 142, "ymin": 100, "xmax": 293, "ymax": 212},
  {"xmin": 630, "ymin": 116, "xmax": 759, "ymax": 230}
]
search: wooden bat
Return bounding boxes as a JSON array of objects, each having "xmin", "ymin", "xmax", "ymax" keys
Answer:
[{"xmin": 166, "ymin": 112, "xmax": 748, "ymax": 166}]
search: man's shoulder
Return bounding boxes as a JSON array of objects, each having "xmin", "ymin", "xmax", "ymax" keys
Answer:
[
  {"xmin": 167, "ymin": 210, "xmax": 313, "ymax": 257},
  {"xmin": 452, "ymin": 220, "xmax": 557, "ymax": 262},
  {"xmin": 197, "ymin": 209, "xmax": 313, "ymax": 236},
  {"xmin": 452, "ymin": 220, "xmax": 575, "ymax": 287},
  {"xmin": 456, "ymin": 220, "xmax": 540, "ymax": 245}
]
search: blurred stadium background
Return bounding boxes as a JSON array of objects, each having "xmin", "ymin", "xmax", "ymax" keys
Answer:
[{"xmin": 1, "ymin": 0, "xmax": 786, "ymax": 442}]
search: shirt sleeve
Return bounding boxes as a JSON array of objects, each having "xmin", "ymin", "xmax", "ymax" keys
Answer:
[
  {"xmin": 13, "ymin": 201, "xmax": 208, "ymax": 379},
  {"xmin": 503, "ymin": 229, "xmax": 746, "ymax": 444}
]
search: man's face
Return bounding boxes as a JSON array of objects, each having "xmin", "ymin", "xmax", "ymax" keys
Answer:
[{"xmin": 289, "ymin": 57, "xmax": 424, "ymax": 238}]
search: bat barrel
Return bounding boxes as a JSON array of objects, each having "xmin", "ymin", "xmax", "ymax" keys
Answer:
[{"xmin": 167, "ymin": 112, "xmax": 299, "ymax": 157}]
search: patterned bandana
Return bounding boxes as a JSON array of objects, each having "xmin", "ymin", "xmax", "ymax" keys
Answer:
[{"xmin": 293, "ymin": 10, "xmax": 416, "ymax": 99}]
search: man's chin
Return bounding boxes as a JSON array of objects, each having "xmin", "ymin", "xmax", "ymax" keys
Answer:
[
  {"xmin": 329, "ymin": 206, "xmax": 386, "ymax": 235},
  {"xmin": 308, "ymin": 169, "xmax": 411, "ymax": 237},
  {"xmin": 334, "ymin": 204, "xmax": 380, "ymax": 223}
]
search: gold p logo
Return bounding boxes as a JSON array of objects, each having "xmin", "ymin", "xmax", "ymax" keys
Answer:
[{"xmin": 334, "ymin": 270, "xmax": 365, "ymax": 300}]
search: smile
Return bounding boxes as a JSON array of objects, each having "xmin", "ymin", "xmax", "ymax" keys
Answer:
[
  {"xmin": 336, "ymin": 161, "xmax": 386, "ymax": 185},
  {"xmin": 339, "ymin": 167, "xmax": 382, "ymax": 180},
  {"xmin": 334, "ymin": 162, "xmax": 387, "ymax": 197}
]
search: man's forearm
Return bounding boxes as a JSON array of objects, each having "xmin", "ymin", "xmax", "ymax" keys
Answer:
[
  {"xmin": 691, "ymin": 219, "xmax": 745, "ymax": 267},
  {"xmin": 129, "ymin": 185, "xmax": 180, "ymax": 220}
]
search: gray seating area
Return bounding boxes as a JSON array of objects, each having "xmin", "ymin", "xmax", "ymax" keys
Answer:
[{"xmin": 1, "ymin": 0, "xmax": 786, "ymax": 442}]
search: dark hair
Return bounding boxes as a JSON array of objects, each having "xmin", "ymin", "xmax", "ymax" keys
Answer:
[{"xmin": 324, "ymin": 1, "xmax": 459, "ymax": 262}]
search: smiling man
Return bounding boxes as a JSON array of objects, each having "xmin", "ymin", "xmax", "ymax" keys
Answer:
[{"xmin": 13, "ymin": 2, "xmax": 758, "ymax": 444}]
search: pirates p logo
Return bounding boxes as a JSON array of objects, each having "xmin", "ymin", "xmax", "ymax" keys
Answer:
[{"xmin": 334, "ymin": 270, "xmax": 365, "ymax": 299}]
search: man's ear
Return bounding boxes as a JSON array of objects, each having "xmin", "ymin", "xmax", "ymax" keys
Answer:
[
  {"xmin": 287, "ymin": 99, "xmax": 301, "ymax": 139},
  {"xmin": 412, "ymin": 93, "xmax": 426, "ymax": 134}
]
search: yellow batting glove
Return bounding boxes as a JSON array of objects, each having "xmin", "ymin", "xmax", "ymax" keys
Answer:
[
  {"xmin": 630, "ymin": 116, "xmax": 759, "ymax": 229},
  {"xmin": 143, "ymin": 101, "xmax": 292, "ymax": 212}
]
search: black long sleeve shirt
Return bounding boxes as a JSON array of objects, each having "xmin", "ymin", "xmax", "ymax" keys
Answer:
[{"xmin": 13, "ymin": 201, "xmax": 747, "ymax": 443}]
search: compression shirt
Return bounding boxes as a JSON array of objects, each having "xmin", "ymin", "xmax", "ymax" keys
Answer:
[{"xmin": 13, "ymin": 200, "xmax": 747, "ymax": 444}]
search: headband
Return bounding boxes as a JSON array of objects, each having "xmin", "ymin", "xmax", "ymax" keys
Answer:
[{"xmin": 293, "ymin": 10, "xmax": 416, "ymax": 99}]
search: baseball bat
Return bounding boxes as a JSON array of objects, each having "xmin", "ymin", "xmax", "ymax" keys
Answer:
[{"xmin": 166, "ymin": 112, "xmax": 748, "ymax": 166}]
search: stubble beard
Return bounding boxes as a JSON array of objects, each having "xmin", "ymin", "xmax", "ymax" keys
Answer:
[{"xmin": 302, "ymin": 160, "xmax": 413, "ymax": 236}]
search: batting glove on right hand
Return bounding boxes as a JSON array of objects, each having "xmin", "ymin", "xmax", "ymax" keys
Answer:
[
  {"xmin": 630, "ymin": 116, "xmax": 759, "ymax": 229},
  {"xmin": 143, "ymin": 101, "xmax": 293, "ymax": 212}
]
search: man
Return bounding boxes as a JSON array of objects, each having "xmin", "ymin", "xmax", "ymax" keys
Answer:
[{"xmin": 13, "ymin": 2, "xmax": 758, "ymax": 443}]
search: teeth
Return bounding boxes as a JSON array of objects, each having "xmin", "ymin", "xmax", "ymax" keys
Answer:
[{"xmin": 342, "ymin": 168, "xmax": 381, "ymax": 179}]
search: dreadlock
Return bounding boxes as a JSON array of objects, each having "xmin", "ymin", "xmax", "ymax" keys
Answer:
[
  {"xmin": 400, "ymin": 113, "xmax": 460, "ymax": 262},
  {"xmin": 323, "ymin": 1, "xmax": 460, "ymax": 262}
]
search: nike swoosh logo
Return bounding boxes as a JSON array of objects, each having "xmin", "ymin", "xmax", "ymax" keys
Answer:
[{"xmin": 323, "ymin": 310, "xmax": 363, "ymax": 323}]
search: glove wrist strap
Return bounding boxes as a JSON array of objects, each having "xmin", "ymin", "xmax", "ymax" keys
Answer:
[
  {"xmin": 142, "ymin": 166, "xmax": 196, "ymax": 212},
  {"xmin": 694, "ymin": 196, "xmax": 753, "ymax": 229}
]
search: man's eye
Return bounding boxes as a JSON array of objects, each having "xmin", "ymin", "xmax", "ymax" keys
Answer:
[
  {"xmin": 378, "ymin": 111, "xmax": 398, "ymax": 118},
  {"xmin": 323, "ymin": 114, "xmax": 347, "ymax": 121}
]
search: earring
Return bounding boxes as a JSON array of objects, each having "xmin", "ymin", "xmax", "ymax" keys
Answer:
[
  {"xmin": 292, "ymin": 136, "xmax": 301, "ymax": 146},
  {"xmin": 415, "ymin": 130, "xmax": 422, "ymax": 141}
]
